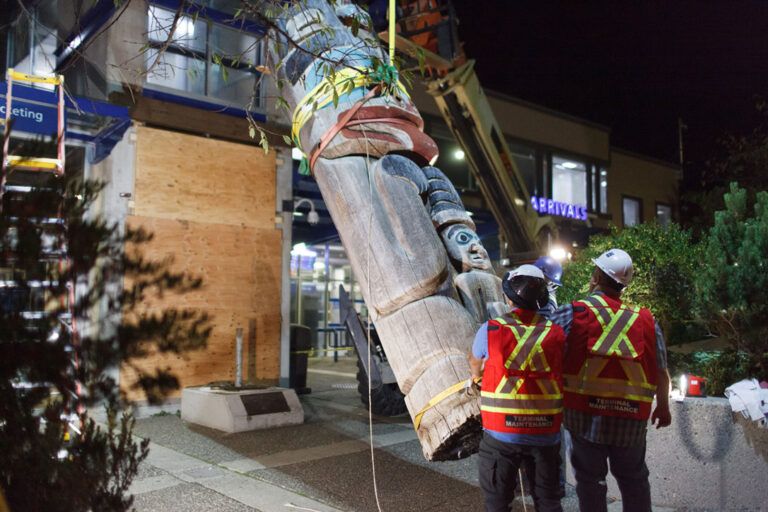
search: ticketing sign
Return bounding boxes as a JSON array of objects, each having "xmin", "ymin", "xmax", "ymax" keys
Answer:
[{"xmin": 0, "ymin": 81, "xmax": 61, "ymax": 137}]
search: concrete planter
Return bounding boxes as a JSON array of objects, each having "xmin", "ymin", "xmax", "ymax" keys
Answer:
[
  {"xmin": 181, "ymin": 386, "xmax": 304, "ymax": 433},
  {"xmin": 566, "ymin": 397, "xmax": 768, "ymax": 510}
]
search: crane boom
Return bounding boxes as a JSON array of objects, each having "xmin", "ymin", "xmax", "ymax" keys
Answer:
[
  {"xmin": 382, "ymin": 0, "xmax": 556, "ymax": 262},
  {"xmin": 426, "ymin": 60, "xmax": 553, "ymax": 259}
]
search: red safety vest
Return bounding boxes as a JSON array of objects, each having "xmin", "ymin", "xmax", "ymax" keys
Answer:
[
  {"xmin": 563, "ymin": 294, "xmax": 658, "ymax": 421},
  {"xmin": 480, "ymin": 309, "xmax": 566, "ymax": 435}
]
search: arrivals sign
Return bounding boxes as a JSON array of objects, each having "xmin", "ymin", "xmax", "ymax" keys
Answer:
[
  {"xmin": 531, "ymin": 196, "xmax": 588, "ymax": 222},
  {"xmin": 0, "ymin": 82, "xmax": 61, "ymax": 137}
]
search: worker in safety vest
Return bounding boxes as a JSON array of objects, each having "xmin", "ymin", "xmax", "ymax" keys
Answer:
[
  {"xmin": 551, "ymin": 248, "xmax": 671, "ymax": 512},
  {"xmin": 469, "ymin": 265, "xmax": 566, "ymax": 512}
]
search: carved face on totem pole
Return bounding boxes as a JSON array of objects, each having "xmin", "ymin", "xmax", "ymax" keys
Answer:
[{"xmin": 441, "ymin": 224, "xmax": 493, "ymax": 273}]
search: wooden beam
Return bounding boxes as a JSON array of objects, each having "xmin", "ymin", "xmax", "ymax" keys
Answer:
[{"xmin": 112, "ymin": 92, "xmax": 290, "ymax": 147}]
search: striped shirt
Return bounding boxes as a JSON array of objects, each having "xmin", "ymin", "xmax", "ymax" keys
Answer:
[{"xmin": 550, "ymin": 293, "xmax": 667, "ymax": 447}]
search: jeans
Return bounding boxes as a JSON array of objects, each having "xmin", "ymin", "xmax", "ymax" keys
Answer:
[
  {"xmin": 478, "ymin": 433, "xmax": 563, "ymax": 512},
  {"xmin": 569, "ymin": 434, "xmax": 651, "ymax": 512}
]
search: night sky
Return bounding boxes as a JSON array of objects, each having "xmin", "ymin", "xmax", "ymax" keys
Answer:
[{"xmin": 451, "ymin": 1, "xmax": 768, "ymax": 174}]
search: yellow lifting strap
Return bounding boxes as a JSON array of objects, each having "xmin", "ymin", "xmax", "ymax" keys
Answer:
[
  {"xmin": 413, "ymin": 377, "xmax": 480, "ymax": 431},
  {"xmin": 290, "ymin": 0, "xmax": 405, "ymax": 158},
  {"xmin": 290, "ymin": 68, "xmax": 409, "ymax": 157}
]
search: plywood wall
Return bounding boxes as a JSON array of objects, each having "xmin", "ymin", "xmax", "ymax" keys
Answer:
[{"xmin": 121, "ymin": 126, "xmax": 281, "ymax": 400}]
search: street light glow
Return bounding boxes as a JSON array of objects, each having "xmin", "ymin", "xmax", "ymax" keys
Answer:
[{"xmin": 549, "ymin": 245, "xmax": 568, "ymax": 262}]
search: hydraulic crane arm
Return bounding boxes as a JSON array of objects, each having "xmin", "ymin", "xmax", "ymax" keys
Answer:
[
  {"xmin": 427, "ymin": 60, "xmax": 554, "ymax": 259},
  {"xmin": 381, "ymin": 0, "xmax": 556, "ymax": 261}
]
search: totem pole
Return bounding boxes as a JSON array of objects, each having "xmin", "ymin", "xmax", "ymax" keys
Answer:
[{"xmin": 268, "ymin": 1, "xmax": 506, "ymax": 460}]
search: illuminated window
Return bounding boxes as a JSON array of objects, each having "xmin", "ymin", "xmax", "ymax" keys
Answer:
[
  {"xmin": 145, "ymin": 5, "xmax": 264, "ymax": 109},
  {"xmin": 7, "ymin": 0, "xmax": 58, "ymax": 81},
  {"xmin": 552, "ymin": 156, "xmax": 587, "ymax": 207},
  {"xmin": 598, "ymin": 167, "xmax": 608, "ymax": 213},
  {"xmin": 656, "ymin": 203, "xmax": 672, "ymax": 227},
  {"xmin": 623, "ymin": 196, "xmax": 642, "ymax": 227}
]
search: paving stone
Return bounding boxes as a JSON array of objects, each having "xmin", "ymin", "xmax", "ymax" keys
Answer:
[
  {"xmin": 132, "ymin": 482, "xmax": 259, "ymax": 512},
  {"xmin": 258, "ymin": 447, "xmax": 484, "ymax": 512}
]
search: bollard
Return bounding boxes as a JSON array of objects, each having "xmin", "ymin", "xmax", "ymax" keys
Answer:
[{"xmin": 235, "ymin": 327, "xmax": 243, "ymax": 388}]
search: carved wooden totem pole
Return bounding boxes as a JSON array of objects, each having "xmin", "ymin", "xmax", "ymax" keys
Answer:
[{"xmin": 269, "ymin": 1, "xmax": 507, "ymax": 460}]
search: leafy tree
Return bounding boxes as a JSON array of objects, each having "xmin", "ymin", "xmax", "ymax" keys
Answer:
[
  {"xmin": 693, "ymin": 182, "xmax": 768, "ymax": 382},
  {"xmin": 0, "ymin": 138, "xmax": 211, "ymax": 511},
  {"xmin": 560, "ymin": 222, "xmax": 702, "ymax": 343},
  {"xmin": 682, "ymin": 101, "xmax": 768, "ymax": 235}
]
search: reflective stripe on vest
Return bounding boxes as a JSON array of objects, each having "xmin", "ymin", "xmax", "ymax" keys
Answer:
[
  {"xmin": 564, "ymin": 296, "xmax": 655, "ymax": 403},
  {"xmin": 480, "ymin": 314, "xmax": 562, "ymax": 415},
  {"xmin": 583, "ymin": 295, "xmax": 641, "ymax": 358}
]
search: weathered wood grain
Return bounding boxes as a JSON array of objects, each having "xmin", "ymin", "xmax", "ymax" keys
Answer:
[
  {"xmin": 121, "ymin": 126, "xmax": 282, "ymax": 400},
  {"xmin": 133, "ymin": 125, "xmax": 276, "ymax": 228},
  {"xmin": 314, "ymin": 156, "xmax": 481, "ymax": 459}
]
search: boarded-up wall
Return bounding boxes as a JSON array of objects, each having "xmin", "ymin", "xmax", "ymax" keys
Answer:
[{"xmin": 121, "ymin": 125, "xmax": 281, "ymax": 399}]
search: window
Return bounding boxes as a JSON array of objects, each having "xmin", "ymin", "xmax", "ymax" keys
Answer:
[
  {"xmin": 622, "ymin": 196, "xmax": 642, "ymax": 227},
  {"xmin": 7, "ymin": 0, "xmax": 58, "ymax": 81},
  {"xmin": 432, "ymin": 134, "xmax": 471, "ymax": 190},
  {"xmin": 145, "ymin": 5, "xmax": 264, "ymax": 109},
  {"xmin": 552, "ymin": 155, "xmax": 587, "ymax": 207},
  {"xmin": 656, "ymin": 203, "xmax": 672, "ymax": 227},
  {"xmin": 508, "ymin": 140, "xmax": 538, "ymax": 196},
  {"xmin": 598, "ymin": 167, "xmax": 608, "ymax": 213}
]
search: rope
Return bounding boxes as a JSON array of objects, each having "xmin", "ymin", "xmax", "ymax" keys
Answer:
[
  {"xmin": 363, "ymin": 112, "xmax": 384, "ymax": 512},
  {"xmin": 518, "ymin": 468, "xmax": 529, "ymax": 512},
  {"xmin": 301, "ymin": 4, "xmax": 397, "ymax": 510},
  {"xmin": 362, "ymin": 4, "xmax": 398, "ymax": 507}
]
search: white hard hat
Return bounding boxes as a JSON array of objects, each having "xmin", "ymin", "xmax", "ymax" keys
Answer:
[
  {"xmin": 502, "ymin": 264, "xmax": 548, "ymax": 309},
  {"xmin": 510, "ymin": 264, "xmax": 545, "ymax": 280},
  {"xmin": 592, "ymin": 248, "xmax": 634, "ymax": 286}
]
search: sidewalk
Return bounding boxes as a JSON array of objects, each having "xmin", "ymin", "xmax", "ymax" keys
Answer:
[{"xmin": 129, "ymin": 356, "xmax": 679, "ymax": 512}]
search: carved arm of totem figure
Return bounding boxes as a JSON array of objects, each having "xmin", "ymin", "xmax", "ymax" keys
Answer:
[{"xmin": 268, "ymin": 0, "xmax": 504, "ymax": 460}]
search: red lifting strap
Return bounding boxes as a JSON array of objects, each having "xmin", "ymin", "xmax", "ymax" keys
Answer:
[{"xmin": 307, "ymin": 85, "xmax": 418, "ymax": 173}]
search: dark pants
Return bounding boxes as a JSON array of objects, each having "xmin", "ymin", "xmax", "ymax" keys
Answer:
[
  {"xmin": 478, "ymin": 433, "xmax": 563, "ymax": 512},
  {"xmin": 569, "ymin": 435, "xmax": 651, "ymax": 512}
]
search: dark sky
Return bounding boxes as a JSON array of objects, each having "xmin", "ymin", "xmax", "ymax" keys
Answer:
[{"xmin": 451, "ymin": 1, "xmax": 768, "ymax": 169}]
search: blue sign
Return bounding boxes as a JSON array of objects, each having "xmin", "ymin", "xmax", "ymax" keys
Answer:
[
  {"xmin": 531, "ymin": 195, "xmax": 588, "ymax": 222},
  {"xmin": 0, "ymin": 82, "xmax": 62, "ymax": 137}
]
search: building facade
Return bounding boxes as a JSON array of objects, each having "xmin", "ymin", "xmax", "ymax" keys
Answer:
[{"xmin": 3, "ymin": 0, "xmax": 679, "ymax": 398}]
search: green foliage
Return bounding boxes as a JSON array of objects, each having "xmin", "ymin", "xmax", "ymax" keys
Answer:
[
  {"xmin": 667, "ymin": 350, "xmax": 751, "ymax": 396},
  {"xmin": 560, "ymin": 222, "xmax": 702, "ymax": 342},
  {"xmin": 683, "ymin": 101, "xmax": 768, "ymax": 235},
  {"xmin": 693, "ymin": 182, "xmax": 768, "ymax": 380},
  {"xmin": 0, "ymin": 137, "xmax": 210, "ymax": 510}
]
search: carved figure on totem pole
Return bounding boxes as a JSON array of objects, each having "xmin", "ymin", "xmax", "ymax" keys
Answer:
[{"xmin": 268, "ymin": 0, "xmax": 505, "ymax": 460}]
